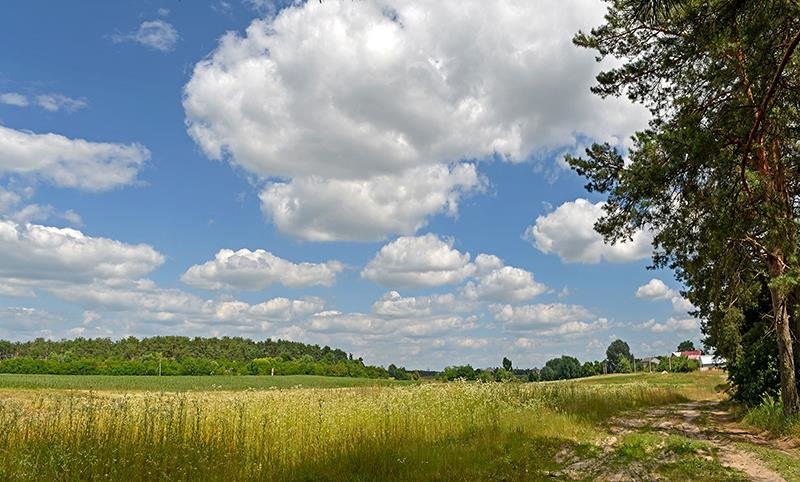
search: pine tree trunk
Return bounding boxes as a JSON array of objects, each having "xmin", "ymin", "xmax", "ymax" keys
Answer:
[
  {"xmin": 792, "ymin": 287, "xmax": 800, "ymax": 392},
  {"xmin": 768, "ymin": 253, "xmax": 800, "ymax": 414}
]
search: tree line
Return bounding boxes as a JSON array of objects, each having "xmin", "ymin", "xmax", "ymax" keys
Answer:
[
  {"xmin": 0, "ymin": 336, "xmax": 416, "ymax": 379},
  {"xmin": 440, "ymin": 339, "xmax": 701, "ymax": 382}
]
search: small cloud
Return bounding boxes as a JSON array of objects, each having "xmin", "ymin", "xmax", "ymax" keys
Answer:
[
  {"xmin": 36, "ymin": 94, "xmax": 88, "ymax": 113},
  {"xmin": 244, "ymin": 0, "xmax": 277, "ymax": 16},
  {"xmin": 635, "ymin": 278, "xmax": 675, "ymax": 300},
  {"xmin": 62, "ymin": 209, "xmax": 84, "ymax": 227},
  {"xmin": 211, "ymin": 1, "xmax": 233, "ymax": 15},
  {"xmin": 157, "ymin": 8, "xmax": 170, "ymax": 17},
  {"xmin": 113, "ymin": 19, "xmax": 178, "ymax": 52},
  {"xmin": 0, "ymin": 92, "xmax": 29, "ymax": 107}
]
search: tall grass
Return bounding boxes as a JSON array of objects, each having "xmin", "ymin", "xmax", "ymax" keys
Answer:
[
  {"xmin": 0, "ymin": 381, "xmax": 686, "ymax": 481},
  {"xmin": 742, "ymin": 395, "xmax": 800, "ymax": 437}
]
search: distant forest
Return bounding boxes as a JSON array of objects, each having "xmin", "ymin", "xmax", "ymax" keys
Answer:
[{"xmin": 0, "ymin": 336, "xmax": 415, "ymax": 379}]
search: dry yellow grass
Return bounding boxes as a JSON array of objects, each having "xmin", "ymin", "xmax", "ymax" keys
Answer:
[{"xmin": 0, "ymin": 380, "xmax": 690, "ymax": 480}]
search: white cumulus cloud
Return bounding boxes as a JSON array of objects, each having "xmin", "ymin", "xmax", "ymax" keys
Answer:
[
  {"xmin": 635, "ymin": 278, "xmax": 674, "ymax": 300},
  {"xmin": 635, "ymin": 278, "xmax": 697, "ymax": 313},
  {"xmin": 462, "ymin": 266, "xmax": 547, "ymax": 303},
  {"xmin": 181, "ymin": 248, "xmax": 344, "ymax": 291},
  {"xmin": 184, "ymin": 0, "xmax": 648, "ymax": 240},
  {"xmin": 525, "ymin": 198, "xmax": 652, "ymax": 263},
  {"xmin": 372, "ymin": 291, "xmax": 464, "ymax": 318},
  {"xmin": 0, "ymin": 125, "xmax": 149, "ymax": 191},
  {"xmin": 0, "ymin": 220, "xmax": 164, "ymax": 286},
  {"xmin": 362, "ymin": 234, "xmax": 475, "ymax": 288},
  {"xmin": 493, "ymin": 303, "xmax": 594, "ymax": 330},
  {"xmin": 259, "ymin": 163, "xmax": 483, "ymax": 241}
]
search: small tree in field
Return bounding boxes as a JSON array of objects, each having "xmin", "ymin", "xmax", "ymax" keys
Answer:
[
  {"xmin": 606, "ymin": 340, "xmax": 632, "ymax": 373},
  {"xmin": 502, "ymin": 357, "xmax": 513, "ymax": 371}
]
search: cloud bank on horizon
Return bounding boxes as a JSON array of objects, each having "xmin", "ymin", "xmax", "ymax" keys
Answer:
[{"xmin": 0, "ymin": 0, "xmax": 701, "ymax": 369}]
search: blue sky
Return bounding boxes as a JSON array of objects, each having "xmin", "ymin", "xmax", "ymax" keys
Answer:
[{"xmin": 0, "ymin": 0, "xmax": 701, "ymax": 369}]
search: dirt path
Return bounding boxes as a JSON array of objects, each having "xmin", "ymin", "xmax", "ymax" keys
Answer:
[
  {"xmin": 608, "ymin": 401, "xmax": 793, "ymax": 482},
  {"xmin": 550, "ymin": 400, "xmax": 798, "ymax": 481}
]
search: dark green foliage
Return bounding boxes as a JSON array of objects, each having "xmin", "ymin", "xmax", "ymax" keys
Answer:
[
  {"xmin": 582, "ymin": 361, "xmax": 600, "ymax": 377},
  {"xmin": 502, "ymin": 357, "xmax": 513, "ymax": 371},
  {"xmin": 569, "ymin": 0, "xmax": 800, "ymax": 412},
  {"xmin": 727, "ymin": 313, "xmax": 781, "ymax": 405},
  {"xmin": 0, "ymin": 336, "xmax": 350, "ymax": 362},
  {"xmin": 440, "ymin": 365, "xmax": 478, "ymax": 381},
  {"xmin": 606, "ymin": 340, "xmax": 633, "ymax": 373},
  {"xmin": 677, "ymin": 341, "xmax": 695, "ymax": 352},
  {"xmin": 656, "ymin": 356, "xmax": 699, "ymax": 373},
  {"xmin": 0, "ymin": 336, "xmax": 392, "ymax": 379},
  {"xmin": 539, "ymin": 356, "xmax": 583, "ymax": 381}
]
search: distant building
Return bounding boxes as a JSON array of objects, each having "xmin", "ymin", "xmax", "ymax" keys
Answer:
[
  {"xmin": 672, "ymin": 350, "xmax": 703, "ymax": 361},
  {"xmin": 699, "ymin": 355, "xmax": 726, "ymax": 371}
]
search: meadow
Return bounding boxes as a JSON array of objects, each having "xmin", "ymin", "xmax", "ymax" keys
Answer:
[
  {"xmin": 0, "ymin": 372, "xmax": 750, "ymax": 481},
  {"xmin": 1, "ymin": 371, "xmax": 797, "ymax": 480}
]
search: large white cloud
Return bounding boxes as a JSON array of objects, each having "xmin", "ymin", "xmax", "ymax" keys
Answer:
[
  {"xmin": 185, "ymin": 0, "xmax": 645, "ymax": 179},
  {"xmin": 184, "ymin": 0, "xmax": 648, "ymax": 240},
  {"xmin": 181, "ymin": 248, "xmax": 343, "ymax": 291},
  {"xmin": 363, "ymin": 234, "xmax": 545, "ymax": 303},
  {"xmin": 362, "ymin": 234, "xmax": 475, "ymax": 288},
  {"xmin": 462, "ymin": 266, "xmax": 547, "ymax": 303},
  {"xmin": 259, "ymin": 163, "xmax": 482, "ymax": 241},
  {"xmin": 0, "ymin": 125, "xmax": 149, "ymax": 191},
  {"xmin": 0, "ymin": 220, "xmax": 164, "ymax": 285},
  {"xmin": 526, "ymin": 198, "xmax": 652, "ymax": 263}
]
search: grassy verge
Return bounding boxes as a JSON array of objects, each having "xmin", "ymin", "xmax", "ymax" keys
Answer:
[
  {"xmin": 735, "ymin": 442, "xmax": 800, "ymax": 482},
  {"xmin": 740, "ymin": 395, "xmax": 800, "ymax": 440},
  {"xmin": 575, "ymin": 371, "xmax": 728, "ymax": 401},
  {"xmin": 0, "ymin": 373, "xmax": 411, "ymax": 391}
]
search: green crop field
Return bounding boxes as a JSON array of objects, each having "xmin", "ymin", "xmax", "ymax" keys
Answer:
[
  {"xmin": 0, "ymin": 373, "xmax": 412, "ymax": 391},
  {"xmin": 0, "ymin": 371, "xmax": 768, "ymax": 481}
]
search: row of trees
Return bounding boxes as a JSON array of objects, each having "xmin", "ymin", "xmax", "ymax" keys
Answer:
[
  {"xmin": 0, "ymin": 354, "xmax": 394, "ymax": 378},
  {"xmin": 0, "ymin": 336, "xmax": 351, "ymax": 363},
  {"xmin": 440, "ymin": 339, "xmax": 700, "ymax": 383},
  {"xmin": 0, "ymin": 336, "xmax": 416, "ymax": 379}
]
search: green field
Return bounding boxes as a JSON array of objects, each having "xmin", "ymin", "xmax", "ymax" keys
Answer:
[
  {"xmin": 0, "ymin": 371, "xmax": 795, "ymax": 481},
  {"xmin": 0, "ymin": 373, "xmax": 411, "ymax": 391}
]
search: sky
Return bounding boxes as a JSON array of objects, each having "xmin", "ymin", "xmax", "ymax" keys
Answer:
[{"xmin": 0, "ymin": 0, "xmax": 703, "ymax": 369}]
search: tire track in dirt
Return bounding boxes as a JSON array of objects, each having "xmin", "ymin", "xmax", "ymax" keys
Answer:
[{"xmin": 609, "ymin": 401, "xmax": 791, "ymax": 482}]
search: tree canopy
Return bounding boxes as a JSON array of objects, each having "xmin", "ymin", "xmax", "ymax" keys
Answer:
[{"xmin": 570, "ymin": 0, "xmax": 800, "ymax": 413}]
